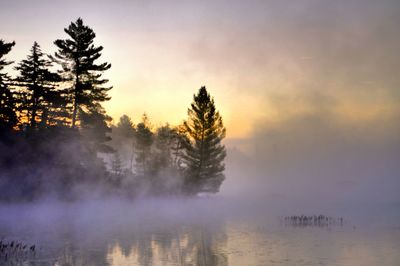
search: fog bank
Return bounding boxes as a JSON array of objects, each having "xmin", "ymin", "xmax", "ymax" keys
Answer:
[{"xmin": 223, "ymin": 92, "xmax": 400, "ymax": 205}]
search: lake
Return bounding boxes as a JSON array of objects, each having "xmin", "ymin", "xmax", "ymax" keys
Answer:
[{"xmin": 0, "ymin": 198, "xmax": 399, "ymax": 266}]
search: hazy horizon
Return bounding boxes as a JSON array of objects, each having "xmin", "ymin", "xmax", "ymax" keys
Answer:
[
  {"xmin": 1, "ymin": 0, "xmax": 399, "ymax": 138},
  {"xmin": 1, "ymin": 0, "xmax": 399, "ymax": 203}
]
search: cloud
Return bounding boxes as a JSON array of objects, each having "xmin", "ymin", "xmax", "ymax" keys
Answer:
[{"xmin": 224, "ymin": 90, "xmax": 400, "ymax": 204}]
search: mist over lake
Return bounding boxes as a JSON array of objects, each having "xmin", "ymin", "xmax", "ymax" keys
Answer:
[
  {"xmin": 0, "ymin": 197, "xmax": 399, "ymax": 266},
  {"xmin": 1, "ymin": 0, "xmax": 400, "ymax": 265}
]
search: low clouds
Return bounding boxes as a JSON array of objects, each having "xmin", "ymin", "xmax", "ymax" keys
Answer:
[{"xmin": 224, "ymin": 91, "xmax": 400, "ymax": 204}]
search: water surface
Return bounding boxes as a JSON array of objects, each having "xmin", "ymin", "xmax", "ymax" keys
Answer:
[{"xmin": 0, "ymin": 198, "xmax": 399, "ymax": 266}]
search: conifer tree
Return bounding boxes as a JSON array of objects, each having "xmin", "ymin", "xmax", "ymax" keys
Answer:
[
  {"xmin": 182, "ymin": 86, "xmax": 226, "ymax": 195},
  {"xmin": 0, "ymin": 39, "xmax": 17, "ymax": 130},
  {"xmin": 51, "ymin": 18, "xmax": 112, "ymax": 128},
  {"xmin": 116, "ymin": 114, "xmax": 135, "ymax": 138},
  {"xmin": 15, "ymin": 42, "xmax": 63, "ymax": 128},
  {"xmin": 134, "ymin": 114, "xmax": 153, "ymax": 177},
  {"xmin": 152, "ymin": 125, "xmax": 187, "ymax": 173},
  {"xmin": 150, "ymin": 125, "xmax": 185, "ymax": 194},
  {"xmin": 80, "ymin": 105, "xmax": 113, "ymax": 154}
]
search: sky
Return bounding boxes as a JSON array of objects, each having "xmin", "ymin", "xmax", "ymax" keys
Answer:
[
  {"xmin": 0, "ymin": 0, "xmax": 399, "ymax": 202},
  {"xmin": 1, "ymin": 0, "xmax": 398, "ymax": 139}
]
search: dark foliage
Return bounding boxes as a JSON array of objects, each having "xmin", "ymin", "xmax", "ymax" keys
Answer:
[
  {"xmin": 51, "ymin": 18, "xmax": 112, "ymax": 128},
  {"xmin": 182, "ymin": 86, "xmax": 226, "ymax": 195},
  {"xmin": 0, "ymin": 21, "xmax": 227, "ymax": 201},
  {"xmin": 14, "ymin": 42, "xmax": 67, "ymax": 128},
  {"xmin": 110, "ymin": 114, "xmax": 187, "ymax": 196},
  {"xmin": 0, "ymin": 40, "xmax": 17, "ymax": 131}
]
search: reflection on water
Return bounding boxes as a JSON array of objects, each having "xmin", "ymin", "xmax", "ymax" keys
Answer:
[
  {"xmin": 106, "ymin": 225, "xmax": 227, "ymax": 266},
  {"xmin": 0, "ymin": 199, "xmax": 399, "ymax": 266}
]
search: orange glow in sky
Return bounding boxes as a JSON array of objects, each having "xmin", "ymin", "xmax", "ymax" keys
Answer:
[{"xmin": 1, "ymin": 0, "xmax": 399, "ymax": 139}]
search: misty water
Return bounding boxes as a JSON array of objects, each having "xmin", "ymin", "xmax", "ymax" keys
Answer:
[{"xmin": 0, "ymin": 197, "xmax": 399, "ymax": 266}]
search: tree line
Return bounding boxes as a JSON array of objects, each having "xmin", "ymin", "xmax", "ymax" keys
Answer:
[{"xmin": 0, "ymin": 18, "xmax": 226, "ymax": 201}]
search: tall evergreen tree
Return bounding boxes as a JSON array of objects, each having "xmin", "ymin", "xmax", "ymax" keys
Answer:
[
  {"xmin": 0, "ymin": 39, "xmax": 17, "ymax": 130},
  {"xmin": 15, "ymin": 42, "xmax": 64, "ymax": 128},
  {"xmin": 51, "ymin": 18, "xmax": 112, "ymax": 128},
  {"xmin": 182, "ymin": 86, "xmax": 226, "ymax": 195}
]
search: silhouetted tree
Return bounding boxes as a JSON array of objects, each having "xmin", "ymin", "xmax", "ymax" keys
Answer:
[
  {"xmin": 182, "ymin": 86, "xmax": 226, "ymax": 195},
  {"xmin": 14, "ymin": 42, "xmax": 64, "ymax": 128},
  {"xmin": 134, "ymin": 114, "xmax": 153, "ymax": 177},
  {"xmin": 80, "ymin": 106, "xmax": 113, "ymax": 154},
  {"xmin": 49, "ymin": 18, "xmax": 114, "ymax": 191},
  {"xmin": 0, "ymin": 39, "xmax": 17, "ymax": 130},
  {"xmin": 51, "ymin": 18, "xmax": 112, "ymax": 128},
  {"xmin": 148, "ymin": 124, "xmax": 182, "ymax": 194},
  {"xmin": 152, "ymin": 125, "xmax": 175, "ymax": 171},
  {"xmin": 0, "ymin": 23, "xmax": 117, "ymax": 201},
  {"xmin": 116, "ymin": 114, "xmax": 135, "ymax": 138}
]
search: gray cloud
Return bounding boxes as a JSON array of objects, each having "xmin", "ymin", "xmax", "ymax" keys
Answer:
[{"xmin": 224, "ymin": 91, "xmax": 400, "ymax": 204}]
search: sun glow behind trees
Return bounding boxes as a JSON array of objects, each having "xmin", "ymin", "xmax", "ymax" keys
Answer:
[
  {"xmin": 0, "ymin": 18, "xmax": 227, "ymax": 201},
  {"xmin": 0, "ymin": 1, "xmax": 399, "ymax": 140}
]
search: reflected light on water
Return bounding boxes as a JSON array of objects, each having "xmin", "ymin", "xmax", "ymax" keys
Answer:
[
  {"xmin": 101, "ymin": 222, "xmax": 400, "ymax": 266},
  {"xmin": 0, "ymin": 200, "xmax": 399, "ymax": 266},
  {"xmin": 106, "ymin": 225, "xmax": 228, "ymax": 266}
]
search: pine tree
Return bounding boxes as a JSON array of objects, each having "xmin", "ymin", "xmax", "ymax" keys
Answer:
[
  {"xmin": 51, "ymin": 18, "xmax": 112, "ymax": 128},
  {"xmin": 151, "ymin": 124, "xmax": 186, "ymax": 173},
  {"xmin": 150, "ymin": 124, "xmax": 185, "ymax": 194},
  {"xmin": 80, "ymin": 106, "xmax": 113, "ymax": 154},
  {"xmin": 116, "ymin": 114, "xmax": 135, "ymax": 138},
  {"xmin": 153, "ymin": 125, "xmax": 175, "ymax": 170},
  {"xmin": 15, "ymin": 42, "xmax": 64, "ymax": 128},
  {"xmin": 134, "ymin": 114, "xmax": 153, "ymax": 177},
  {"xmin": 0, "ymin": 39, "xmax": 17, "ymax": 130},
  {"xmin": 182, "ymin": 86, "xmax": 226, "ymax": 195}
]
